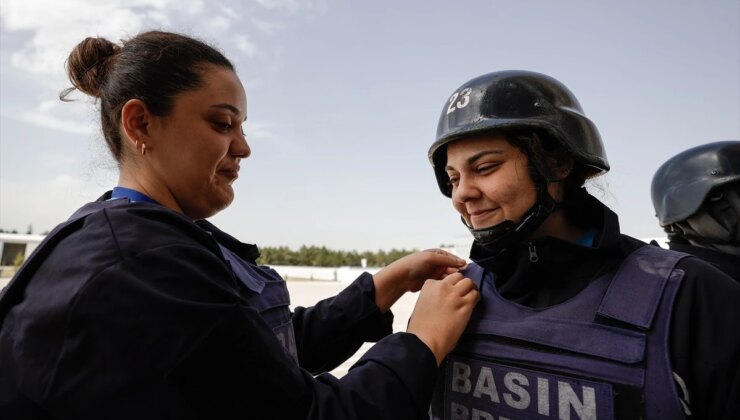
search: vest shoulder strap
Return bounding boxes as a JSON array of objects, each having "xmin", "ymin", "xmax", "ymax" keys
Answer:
[
  {"xmin": 597, "ymin": 244, "xmax": 691, "ymax": 329},
  {"xmin": 461, "ymin": 263, "xmax": 487, "ymax": 290}
]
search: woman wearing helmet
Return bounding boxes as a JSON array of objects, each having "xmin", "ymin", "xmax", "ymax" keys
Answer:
[{"xmin": 428, "ymin": 70, "xmax": 740, "ymax": 419}]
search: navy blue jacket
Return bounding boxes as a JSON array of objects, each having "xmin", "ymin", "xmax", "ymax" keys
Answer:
[
  {"xmin": 666, "ymin": 241, "xmax": 740, "ymax": 283},
  {"xmin": 0, "ymin": 194, "xmax": 437, "ymax": 419}
]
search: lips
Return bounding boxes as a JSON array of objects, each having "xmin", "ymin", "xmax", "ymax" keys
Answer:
[
  {"xmin": 218, "ymin": 166, "xmax": 240, "ymax": 183},
  {"xmin": 468, "ymin": 208, "xmax": 495, "ymax": 217},
  {"xmin": 468, "ymin": 208, "xmax": 498, "ymax": 225}
]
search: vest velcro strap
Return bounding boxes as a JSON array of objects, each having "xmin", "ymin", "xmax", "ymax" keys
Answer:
[
  {"xmin": 466, "ymin": 316, "xmax": 646, "ymax": 363},
  {"xmin": 597, "ymin": 245, "xmax": 688, "ymax": 329}
]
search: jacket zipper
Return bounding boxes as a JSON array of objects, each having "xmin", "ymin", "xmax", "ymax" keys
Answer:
[{"xmin": 528, "ymin": 242, "xmax": 539, "ymax": 262}]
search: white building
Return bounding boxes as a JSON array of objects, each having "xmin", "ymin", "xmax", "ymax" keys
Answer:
[{"xmin": 0, "ymin": 232, "xmax": 45, "ymax": 278}]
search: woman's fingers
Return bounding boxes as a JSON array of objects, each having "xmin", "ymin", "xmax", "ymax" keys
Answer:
[
  {"xmin": 407, "ymin": 274, "xmax": 480, "ymax": 366},
  {"xmin": 454, "ymin": 277, "xmax": 478, "ymax": 293},
  {"xmin": 422, "ymin": 248, "xmax": 466, "ymax": 267}
]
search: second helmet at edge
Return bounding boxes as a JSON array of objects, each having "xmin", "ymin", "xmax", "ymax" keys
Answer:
[
  {"xmin": 428, "ymin": 70, "xmax": 609, "ymax": 197},
  {"xmin": 651, "ymin": 140, "xmax": 740, "ymax": 226}
]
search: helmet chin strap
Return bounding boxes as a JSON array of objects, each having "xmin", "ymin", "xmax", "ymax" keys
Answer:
[{"xmin": 463, "ymin": 173, "xmax": 557, "ymax": 256}]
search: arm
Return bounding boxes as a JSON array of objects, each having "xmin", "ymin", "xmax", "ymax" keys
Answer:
[
  {"xmin": 669, "ymin": 258, "xmax": 740, "ymax": 419},
  {"xmin": 176, "ymin": 271, "xmax": 479, "ymax": 419},
  {"xmin": 174, "ymin": 305, "xmax": 439, "ymax": 420},
  {"xmin": 291, "ymin": 250, "xmax": 467, "ymax": 373},
  {"xmin": 49, "ymin": 245, "xmax": 475, "ymax": 419},
  {"xmin": 292, "ymin": 273, "xmax": 394, "ymax": 374}
]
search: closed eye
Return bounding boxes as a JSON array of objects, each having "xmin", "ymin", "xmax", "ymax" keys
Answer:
[
  {"xmin": 446, "ymin": 175, "xmax": 459, "ymax": 188},
  {"xmin": 476, "ymin": 163, "xmax": 499, "ymax": 174}
]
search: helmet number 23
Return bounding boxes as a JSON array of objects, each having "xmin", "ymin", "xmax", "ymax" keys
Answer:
[{"xmin": 446, "ymin": 88, "xmax": 472, "ymax": 114}]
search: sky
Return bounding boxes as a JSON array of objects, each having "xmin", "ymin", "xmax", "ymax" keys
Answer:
[{"xmin": 1, "ymin": 0, "xmax": 738, "ymax": 252}]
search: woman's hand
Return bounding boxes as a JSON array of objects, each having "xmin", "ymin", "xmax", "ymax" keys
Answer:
[
  {"xmin": 372, "ymin": 249, "xmax": 467, "ymax": 313},
  {"xmin": 407, "ymin": 272, "xmax": 479, "ymax": 365}
]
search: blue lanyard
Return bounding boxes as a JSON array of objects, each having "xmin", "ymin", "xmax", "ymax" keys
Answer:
[{"xmin": 110, "ymin": 187, "xmax": 160, "ymax": 205}]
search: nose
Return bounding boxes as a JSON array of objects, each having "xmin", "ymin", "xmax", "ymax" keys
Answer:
[
  {"xmin": 231, "ymin": 131, "xmax": 251, "ymax": 159},
  {"xmin": 451, "ymin": 174, "xmax": 481, "ymax": 204}
]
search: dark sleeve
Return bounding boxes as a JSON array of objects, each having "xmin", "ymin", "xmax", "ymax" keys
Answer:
[
  {"xmin": 291, "ymin": 272, "xmax": 395, "ymax": 373},
  {"xmin": 669, "ymin": 257, "xmax": 740, "ymax": 420},
  {"xmin": 49, "ymin": 246, "xmax": 437, "ymax": 419},
  {"xmin": 174, "ymin": 306, "xmax": 438, "ymax": 420}
]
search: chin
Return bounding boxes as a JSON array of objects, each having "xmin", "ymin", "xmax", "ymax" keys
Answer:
[
  {"xmin": 469, "ymin": 218, "xmax": 490, "ymax": 230},
  {"xmin": 472, "ymin": 219, "xmax": 504, "ymax": 230},
  {"xmin": 186, "ymin": 197, "xmax": 233, "ymax": 221},
  {"xmin": 213, "ymin": 194, "xmax": 235, "ymax": 214}
]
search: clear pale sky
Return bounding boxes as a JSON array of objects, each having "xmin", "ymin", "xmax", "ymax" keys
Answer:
[{"xmin": 1, "ymin": 0, "xmax": 738, "ymax": 252}]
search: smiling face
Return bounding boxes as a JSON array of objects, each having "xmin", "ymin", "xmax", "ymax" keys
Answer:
[
  {"xmin": 144, "ymin": 65, "xmax": 250, "ymax": 220},
  {"xmin": 445, "ymin": 134, "xmax": 538, "ymax": 230}
]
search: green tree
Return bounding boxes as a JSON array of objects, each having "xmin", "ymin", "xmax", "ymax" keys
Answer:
[
  {"xmin": 256, "ymin": 245, "xmax": 416, "ymax": 267},
  {"xmin": 12, "ymin": 251, "xmax": 25, "ymax": 269}
]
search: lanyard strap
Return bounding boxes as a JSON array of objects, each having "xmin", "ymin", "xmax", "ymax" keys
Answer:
[{"xmin": 110, "ymin": 187, "xmax": 160, "ymax": 205}]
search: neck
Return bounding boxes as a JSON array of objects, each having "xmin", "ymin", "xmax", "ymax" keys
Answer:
[
  {"xmin": 532, "ymin": 209, "xmax": 587, "ymax": 243},
  {"xmin": 117, "ymin": 171, "xmax": 185, "ymax": 217}
]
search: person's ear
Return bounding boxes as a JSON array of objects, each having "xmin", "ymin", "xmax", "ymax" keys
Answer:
[
  {"xmin": 120, "ymin": 99, "xmax": 151, "ymax": 154},
  {"xmin": 554, "ymin": 160, "xmax": 574, "ymax": 180},
  {"xmin": 547, "ymin": 152, "xmax": 574, "ymax": 181}
]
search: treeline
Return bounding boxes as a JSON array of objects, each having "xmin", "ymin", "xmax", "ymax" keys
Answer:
[
  {"xmin": 257, "ymin": 245, "xmax": 416, "ymax": 267},
  {"xmin": 0, "ymin": 226, "xmax": 48, "ymax": 235}
]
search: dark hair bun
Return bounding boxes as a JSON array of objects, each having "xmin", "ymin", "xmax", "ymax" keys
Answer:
[{"xmin": 62, "ymin": 37, "xmax": 120, "ymax": 98}]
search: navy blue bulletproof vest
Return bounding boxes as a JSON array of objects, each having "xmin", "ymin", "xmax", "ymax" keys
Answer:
[
  {"xmin": 430, "ymin": 245, "xmax": 690, "ymax": 420},
  {"xmin": 217, "ymin": 244, "xmax": 298, "ymax": 362},
  {"xmin": 0, "ymin": 198, "xmax": 298, "ymax": 363}
]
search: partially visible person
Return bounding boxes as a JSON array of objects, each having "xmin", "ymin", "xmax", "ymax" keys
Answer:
[
  {"xmin": 651, "ymin": 140, "xmax": 740, "ymax": 281},
  {"xmin": 426, "ymin": 70, "xmax": 740, "ymax": 419},
  {"xmin": 0, "ymin": 30, "xmax": 479, "ymax": 419}
]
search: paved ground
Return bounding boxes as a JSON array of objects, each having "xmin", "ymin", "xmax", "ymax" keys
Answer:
[{"xmin": 0, "ymin": 276, "xmax": 419, "ymax": 379}]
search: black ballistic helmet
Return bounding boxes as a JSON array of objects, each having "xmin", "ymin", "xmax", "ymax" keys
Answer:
[
  {"xmin": 429, "ymin": 70, "xmax": 609, "ymax": 197},
  {"xmin": 651, "ymin": 141, "xmax": 740, "ymax": 226}
]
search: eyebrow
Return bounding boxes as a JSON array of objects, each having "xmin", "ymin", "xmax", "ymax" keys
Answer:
[
  {"xmin": 445, "ymin": 150, "xmax": 504, "ymax": 171},
  {"xmin": 209, "ymin": 103, "xmax": 247, "ymax": 121}
]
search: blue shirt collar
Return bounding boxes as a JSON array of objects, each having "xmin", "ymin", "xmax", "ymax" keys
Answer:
[
  {"xmin": 110, "ymin": 187, "xmax": 160, "ymax": 205},
  {"xmin": 576, "ymin": 228, "xmax": 599, "ymax": 247}
]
